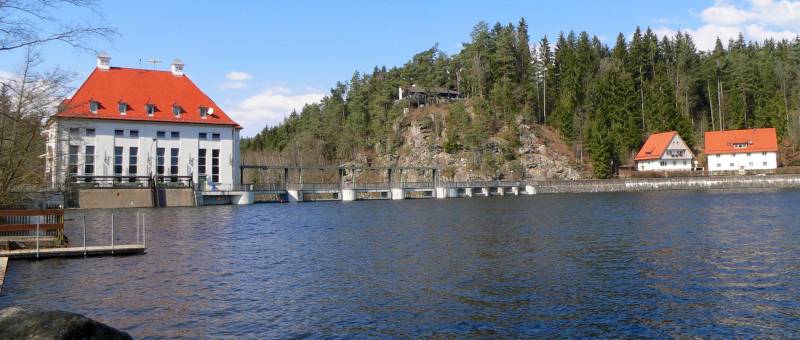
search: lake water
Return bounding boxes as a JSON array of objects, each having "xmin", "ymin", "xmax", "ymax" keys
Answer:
[{"xmin": 2, "ymin": 190, "xmax": 800, "ymax": 338}]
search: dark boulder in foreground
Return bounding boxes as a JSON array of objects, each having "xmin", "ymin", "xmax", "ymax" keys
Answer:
[{"xmin": 0, "ymin": 306, "xmax": 131, "ymax": 339}]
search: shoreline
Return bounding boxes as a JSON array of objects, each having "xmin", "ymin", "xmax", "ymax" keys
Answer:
[{"xmin": 528, "ymin": 174, "xmax": 800, "ymax": 194}]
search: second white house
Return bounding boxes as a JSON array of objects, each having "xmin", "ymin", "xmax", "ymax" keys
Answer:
[
  {"xmin": 635, "ymin": 131, "xmax": 695, "ymax": 171},
  {"xmin": 704, "ymin": 128, "xmax": 779, "ymax": 172}
]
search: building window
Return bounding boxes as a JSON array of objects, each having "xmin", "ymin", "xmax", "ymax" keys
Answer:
[
  {"xmin": 69, "ymin": 128, "xmax": 80, "ymax": 138},
  {"xmin": 716, "ymin": 154, "xmax": 720, "ymax": 158},
  {"xmin": 672, "ymin": 161, "xmax": 677, "ymax": 166},
  {"xmin": 85, "ymin": 128, "xmax": 95, "ymax": 137},
  {"xmin": 717, "ymin": 163, "xmax": 721, "ymax": 168},
  {"xmin": 114, "ymin": 146, "xmax": 124, "ymax": 179},
  {"xmin": 89, "ymin": 101, "xmax": 99, "ymax": 113},
  {"xmin": 68, "ymin": 145, "xmax": 79, "ymax": 180},
  {"xmin": 200, "ymin": 107, "xmax": 209, "ymax": 118},
  {"xmin": 129, "ymin": 130, "xmax": 139, "ymax": 138},
  {"xmin": 198, "ymin": 148, "xmax": 207, "ymax": 176},
  {"xmin": 146, "ymin": 104, "xmax": 155, "ymax": 116},
  {"xmin": 114, "ymin": 129, "xmax": 124, "ymax": 137},
  {"xmin": 763, "ymin": 162, "xmax": 768, "ymax": 166},
  {"xmin": 156, "ymin": 148, "xmax": 165, "ymax": 177},
  {"xmin": 211, "ymin": 149, "xmax": 220, "ymax": 183},
  {"xmin": 84, "ymin": 146, "xmax": 95, "ymax": 175},
  {"xmin": 157, "ymin": 131, "xmax": 166, "ymax": 139},
  {"xmin": 171, "ymin": 131, "xmax": 180, "ymax": 139},
  {"xmin": 747, "ymin": 153, "xmax": 751, "ymax": 156},
  {"xmin": 762, "ymin": 152, "xmax": 767, "ymax": 156},
  {"xmin": 170, "ymin": 148, "xmax": 179, "ymax": 180},
  {"xmin": 118, "ymin": 103, "xmax": 127, "ymax": 115},
  {"xmin": 128, "ymin": 147, "xmax": 138, "ymax": 179},
  {"xmin": 199, "ymin": 132, "xmax": 207, "ymax": 139},
  {"xmin": 173, "ymin": 105, "xmax": 181, "ymax": 117},
  {"xmin": 730, "ymin": 163, "xmax": 734, "ymax": 167},
  {"xmin": 683, "ymin": 160, "xmax": 687, "ymax": 165},
  {"xmin": 660, "ymin": 161, "xmax": 667, "ymax": 167},
  {"xmin": 211, "ymin": 133, "xmax": 220, "ymax": 140},
  {"xmin": 733, "ymin": 143, "xmax": 748, "ymax": 149}
]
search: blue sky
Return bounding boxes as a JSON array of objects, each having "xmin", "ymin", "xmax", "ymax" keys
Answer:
[{"xmin": 2, "ymin": 0, "xmax": 800, "ymax": 136}]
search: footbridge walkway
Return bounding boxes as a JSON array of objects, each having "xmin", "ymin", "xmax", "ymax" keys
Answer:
[{"xmin": 213, "ymin": 165, "xmax": 535, "ymax": 203}]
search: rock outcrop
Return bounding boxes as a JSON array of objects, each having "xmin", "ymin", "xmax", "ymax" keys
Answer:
[
  {"xmin": 364, "ymin": 118, "xmax": 581, "ymax": 182},
  {"xmin": 0, "ymin": 306, "xmax": 131, "ymax": 339}
]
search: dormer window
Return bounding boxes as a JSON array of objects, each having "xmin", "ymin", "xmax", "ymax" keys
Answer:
[
  {"xmin": 199, "ymin": 106, "xmax": 209, "ymax": 119},
  {"xmin": 118, "ymin": 102, "xmax": 127, "ymax": 115},
  {"xmin": 89, "ymin": 101, "xmax": 99, "ymax": 114},
  {"xmin": 733, "ymin": 142, "xmax": 749, "ymax": 149},
  {"xmin": 146, "ymin": 104, "xmax": 155, "ymax": 116},
  {"xmin": 172, "ymin": 105, "xmax": 182, "ymax": 117}
]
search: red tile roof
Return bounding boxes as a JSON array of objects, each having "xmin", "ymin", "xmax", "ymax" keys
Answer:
[
  {"xmin": 634, "ymin": 131, "xmax": 678, "ymax": 161},
  {"xmin": 704, "ymin": 128, "xmax": 778, "ymax": 154},
  {"xmin": 56, "ymin": 67, "xmax": 241, "ymax": 128}
]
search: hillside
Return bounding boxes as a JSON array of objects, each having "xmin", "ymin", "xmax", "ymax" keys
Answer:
[{"xmin": 242, "ymin": 18, "xmax": 800, "ymax": 178}]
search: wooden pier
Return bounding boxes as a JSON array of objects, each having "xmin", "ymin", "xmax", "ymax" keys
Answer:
[{"xmin": 0, "ymin": 244, "xmax": 146, "ymax": 259}]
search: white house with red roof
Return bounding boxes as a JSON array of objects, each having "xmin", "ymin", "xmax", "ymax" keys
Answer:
[
  {"xmin": 634, "ymin": 131, "xmax": 695, "ymax": 171},
  {"xmin": 704, "ymin": 128, "xmax": 778, "ymax": 172},
  {"xmin": 45, "ymin": 54, "xmax": 242, "ymax": 188}
]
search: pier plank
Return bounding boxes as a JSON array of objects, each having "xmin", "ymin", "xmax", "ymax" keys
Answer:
[{"xmin": 0, "ymin": 245, "xmax": 145, "ymax": 259}]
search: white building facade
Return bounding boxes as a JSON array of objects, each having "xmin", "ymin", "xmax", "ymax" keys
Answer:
[
  {"xmin": 635, "ymin": 131, "xmax": 695, "ymax": 171},
  {"xmin": 706, "ymin": 151, "xmax": 778, "ymax": 171},
  {"xmin": 704, "ymin": 128, "xmax": 779, "ymax": 173},
  {"xmin": 45, "ymin": 55, "xmax": 242, "ymax": 188}
]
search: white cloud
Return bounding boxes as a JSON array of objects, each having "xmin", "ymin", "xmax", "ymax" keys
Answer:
[
  {"xmin": 229, "ymin": 86, "xmax": 324, "ymax": 136},
  {"xmin": 660, "ymin": 0, "xmax": 800, "ymax": 50},
  {"xmin": 226, "ymin": 71, "xmax": 252, "ymax": 81},
  {"xmin": 220, "ymin": 71, "xmax": 253, "ymax": 90}
]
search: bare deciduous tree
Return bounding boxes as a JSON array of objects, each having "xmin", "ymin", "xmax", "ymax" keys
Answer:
[
  {"xmin": 0, "ymin": 0, "xmax": 116, "ymax": 52},
  {"xmin": 0, "ymin": 48, "xmax": 73, "ymax": 205}
]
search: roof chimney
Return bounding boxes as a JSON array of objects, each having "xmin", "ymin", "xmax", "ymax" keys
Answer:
[
  {"xmin": 96, "ymin": 52, "xmax": 111, "ymax": 71},
  {"xmin": 170, "ymin": 59, "xmax": 185, "ymax": 76}
]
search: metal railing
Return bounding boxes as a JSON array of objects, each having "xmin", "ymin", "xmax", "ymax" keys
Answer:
[
  {"xmin": 399, "ymin": 182, "xmax": 435, "ymax": 189},
  {"xmin": 288, "ymin": 183, "xmax": 340, "ymax": 191},
  {"xmin": 251, "ymin": 183, "xmax": 286, "ymax": 191},
  {"xmin": 70, "ymin": 175, "xmax": 154, "ymax": 188},
  {"xmin": 343, "ymin": 182, "xmax": 391, "ymax": 190},
  {"xmin": 155, "ymin": 176, "xmax": 193, "ymax": 188},
  {"xmin": 441, "ymin": 180, "xmax": 525, "ymax": 188}
]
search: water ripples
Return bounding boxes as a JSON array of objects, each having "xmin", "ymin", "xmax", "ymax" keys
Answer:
[{"xmin": 1, "ymin": 190, "xmax": 799, "ymax": 338}]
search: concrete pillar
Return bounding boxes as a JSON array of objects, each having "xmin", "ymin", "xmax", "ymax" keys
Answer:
[
  {"xmin": 391, "ymin": 188, "xmax": 405, "ymax": 200},
  {"xmin": 287, "ymin": 190, "xmax": 303, "ymax": 202},
  {"xmin": 512, "ymin": 187, "xmax": 520, "ymax": 195},
  {"xmin": 465, "ymin": 188, "xmax": 473, "ymax": 197},
  {"xmin": 233, "ymin": 192, "xmax": 254, "ymax": 205},
  {"xmin": 342, "ymin": 189, "xmax": 356, "ymax": 201},
  {"xmin": 435, "ymin": 187, "xmax": 448, "ymax": 199},
  {"xmin": 497, "ymin": 187, "xmax": 505, "ymax": 196},
  {"xmin": 525, "ymin": 185, "xmax": 537, "ymax": 195},
  {"xmin": 481, "ymin": 187, "xmax": 489, "ymax": 196}
]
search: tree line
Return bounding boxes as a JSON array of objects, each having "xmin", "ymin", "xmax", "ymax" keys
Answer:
[{"xmin": 244, "ymin": 19, "xmax": 800, "ymax": 178}]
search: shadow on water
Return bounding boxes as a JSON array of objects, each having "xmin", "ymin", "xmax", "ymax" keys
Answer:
[{"xmin": 1, "ymin": 189, "xmax": 800, "ymax": 338}]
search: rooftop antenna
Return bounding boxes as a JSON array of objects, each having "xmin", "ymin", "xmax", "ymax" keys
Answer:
[{"xmin": 146, "ymin": 58, "xmax": 161, "ymax": 70}]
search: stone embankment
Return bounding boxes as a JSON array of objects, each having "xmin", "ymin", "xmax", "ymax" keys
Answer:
[{"xmin": 530, "ymin": 174, "xmax": 800, "ymax": 194}]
